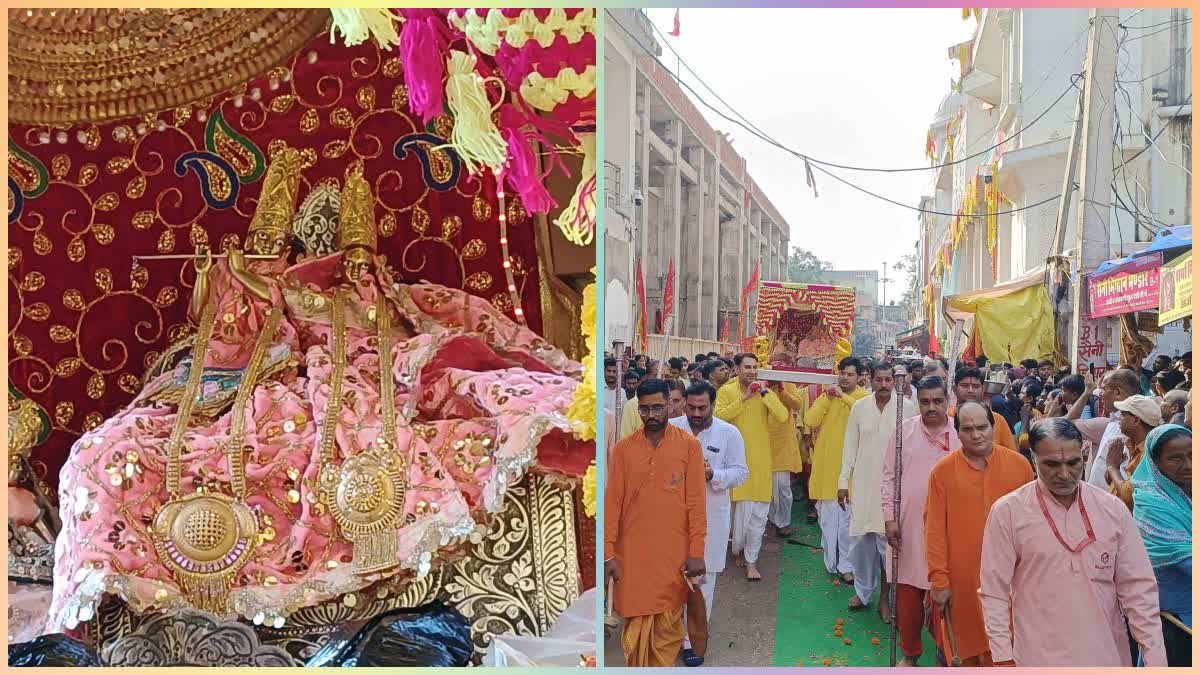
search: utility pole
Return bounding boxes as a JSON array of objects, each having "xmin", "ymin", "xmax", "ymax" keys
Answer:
[
  {"xmin": 880, "ymin": 261, "xmax": 892, "ymax": 308},
  {"xmin": 1068, "ymin": 8, "xmax": 1120, "ymax": 371}
]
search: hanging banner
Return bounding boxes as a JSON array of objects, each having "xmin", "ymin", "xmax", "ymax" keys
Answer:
[
  {"xmin": 1158, "ymin": 250, "xmax": 1192, "ymax": 326},
  {"xmin": 1077, "ymin": 318, "xmax": 1112, "ymax": 365},
  {"xmin": 1087, "ymin": 253, "xmax": 1162, "ymax": 319}
]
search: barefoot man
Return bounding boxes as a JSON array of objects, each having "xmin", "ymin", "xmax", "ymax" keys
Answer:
[
  {"xmin": 717, "ymin": 353, "xmax": 789, "ymax": 581},
  {"xmin": 882, "ymin": 376, "xmax": 959, "ymax": 666},
  {"xmin": 924, "ymin": 401, "xmax": 1033, "ymax": 666},
  {"xmin": 840, "ymin": 363, "xmax": 916, "ymax": 619},
  {"xmin": 605, "ymin": 380, "xmax": 707, "ymax": 666}
]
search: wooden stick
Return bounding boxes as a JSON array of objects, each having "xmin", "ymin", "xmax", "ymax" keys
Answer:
[
  {"xmin": 943, "ymin": 601, "xmax": 962, "ymax": 666},
  {"xmin": 889, "ymin": 376, "xmax": 905, "ymax": 667}
]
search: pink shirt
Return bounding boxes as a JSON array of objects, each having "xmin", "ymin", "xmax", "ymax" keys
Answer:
[
  {"xmin": 880, "ymin": 415, "xmax": 958, "ymax": 589},
  {"xmin": 979, "ymin": 481, "xmax": 1167, "ymax": 666}
]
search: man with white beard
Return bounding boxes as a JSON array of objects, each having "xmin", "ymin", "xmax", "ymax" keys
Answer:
[{"xmin": 671, "ymin": 381, "xmax": 748, "ymax": 667}]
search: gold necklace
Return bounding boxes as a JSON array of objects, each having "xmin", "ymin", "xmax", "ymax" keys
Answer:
[
  {"xmin": 319, "ymin": 288, "xmax": 408, "ymax": 574},
  {"xmin": 151, "ymin": 301, "xmax": 283, "ymax": 613}
]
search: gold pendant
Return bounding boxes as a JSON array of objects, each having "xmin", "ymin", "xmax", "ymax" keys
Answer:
[
  {"xmin": 321, "ymin": 440, "xmax": 406, "ymax": 575},
  {"xmin": 152, "ymin": 492, "xmax": 258, "ymax": 613}
]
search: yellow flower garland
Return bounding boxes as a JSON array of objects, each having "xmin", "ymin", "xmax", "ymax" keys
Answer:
[
  {"xmin": 566, "ymin": 270, "xmax": 596, "ymax": 442},
  {"xmin": 582, "ymin": 461, "xmax": 597, "ymax": 518}
]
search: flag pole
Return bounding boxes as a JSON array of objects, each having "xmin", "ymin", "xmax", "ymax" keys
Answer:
[
  {"xmin": 612, "ymin": 339, "xmax": 626, "ymax": 444},
  {"xmin": 889, "ymin": 373, "xmax": 905, "ymax": 667}
]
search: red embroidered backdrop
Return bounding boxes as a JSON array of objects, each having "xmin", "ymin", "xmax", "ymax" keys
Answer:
[{"xmin": 8, "ymin": 30, "xmax": 548, "ymax": 484}]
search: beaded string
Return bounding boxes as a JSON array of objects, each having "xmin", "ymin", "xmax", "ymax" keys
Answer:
[{"xmin": 494, "ymin": 166, "xmax": 526, "ymax": 325}]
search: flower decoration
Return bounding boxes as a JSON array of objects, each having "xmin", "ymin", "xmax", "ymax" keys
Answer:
[
  {"xmin": 566, "ymin": 271, "xmax": 596, "ymax": 441},
  {"xmin": 581, "ymin": 461, "xmax": 597, "ymax": 519}
]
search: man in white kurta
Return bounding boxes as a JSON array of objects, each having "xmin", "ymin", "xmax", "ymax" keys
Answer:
[
  {"xmin": 838, "ymin": 364, "xmax": 917, "ymax": 613},
  {"xmin": 672, "ymin": 381, "xmax": 748, "ymax": 666}
]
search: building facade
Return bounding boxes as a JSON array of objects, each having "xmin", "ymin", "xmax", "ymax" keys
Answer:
[
  {"xmin": 917, "ymin": 8, "xmax": 1192, "ymax": 358},
  {"xmin": 604, "ymin": 9, "xmax": 791, "ymax": 347}
]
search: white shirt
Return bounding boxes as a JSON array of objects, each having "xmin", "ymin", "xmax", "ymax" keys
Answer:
[
  {"xmin": 1086, "ymin": 415, "xmax": 1127, "ymax": 488},
  {"xmin": 839, "ymin": 393, "xmax": 919, "ymax": 536},
  {"xmin": 603, "ymin": 385, "xmax": 618, "ymax": 416},
  {"xmin": 670, "ymin": 415, "xmax": 748, "ymax": 572}
]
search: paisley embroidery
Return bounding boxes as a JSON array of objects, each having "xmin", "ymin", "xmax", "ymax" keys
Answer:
[
  {"xmin": 9, "ymin": 177, "xmax": 24, "ymax": 225},
  {"xmin": 205, "ymin": 110, "xmax": 266, "ymax": 184},
  {"xmin": 8, "ymin": 139, "xmax": 48, "ymax": 198},
  {"xmin": 394, "ymin": 134, "xmax": 461, "ymax": 192},
  {"xmin": 174, "ymin": 151, "xmax": 240, "ymax": 210}
]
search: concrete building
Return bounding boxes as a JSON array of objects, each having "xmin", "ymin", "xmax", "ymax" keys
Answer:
[
  {"xmin": 604, "ymin": 9, "xmax": 791, "ymax": 347},
  {"xmin": 917, "ymin": 8, "xmax": 1191, "ymax": 357}
]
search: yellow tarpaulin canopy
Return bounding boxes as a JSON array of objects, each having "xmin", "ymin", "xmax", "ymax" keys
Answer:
[{"xmin": 943, "ymin": 267, "xmax": 1056, "ymax": 363}]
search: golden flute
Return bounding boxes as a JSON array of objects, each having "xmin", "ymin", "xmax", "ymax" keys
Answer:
[{"xmin": 131, "ymin": 253, "xmax": 279, "ymax": 262}]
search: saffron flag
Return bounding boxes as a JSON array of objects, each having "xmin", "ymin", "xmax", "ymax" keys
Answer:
[
  {"xmin": 736, "ymin": 261, "xmax": 760, "ymax": 340},
  {"xmin": 662, "ymin": 257, "xmax": 675, "ymax": 328},
  {"xmin": 669, "ymin": 8, "xmax": 680, "ymax": 37},
  {"xmin": 635, "ymin": 258, "xmax": 648, "ymax": 353},
  {"xmin": 720, "ymin": 312, "xmax": 732, "ymax": 343}
]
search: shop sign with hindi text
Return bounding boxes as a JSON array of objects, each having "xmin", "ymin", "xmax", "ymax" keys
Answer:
[
  {"xmin": 1158, "ymin": 250, "xmax": 1192, "ymax": 326},
  {"xmin": 1087, "ymin": 253, "xmax": 1161, "ymax": 319}
]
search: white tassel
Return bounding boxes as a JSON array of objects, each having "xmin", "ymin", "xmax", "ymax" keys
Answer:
[
  {"xmin": 330, "ymin": 9, "xmax": 401, "ymax": 49},
  {"xmin": 442, "ymin": 50, "xmax": 507, "ymax": 175}
]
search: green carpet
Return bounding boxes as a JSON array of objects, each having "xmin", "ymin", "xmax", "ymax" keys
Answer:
[{"xmin": 771, "ymin": 501, "xmax": 938, "ymax": 667}]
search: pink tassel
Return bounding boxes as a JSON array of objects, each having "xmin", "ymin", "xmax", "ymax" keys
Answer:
[
  {"xmin": 498, "ymin": 105, "xmax": 557, "ymax": 214},
  {"xmin": 399, "ymin": 10, "xmax": 447, "ymax": 124}
]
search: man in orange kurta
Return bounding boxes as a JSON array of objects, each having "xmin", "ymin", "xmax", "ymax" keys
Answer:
[
  {"xmin": 605, "ymin": 380, "xmax": 707, "ymax": 667},
  {"xmin": 948, "ymin": 367, "xmax": 1018, "ymax": 451},
  {"xmin": 925, "ymin": 401, "xmax": 1033, "ymax": 666}
]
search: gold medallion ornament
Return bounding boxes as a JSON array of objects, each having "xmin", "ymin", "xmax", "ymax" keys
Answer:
[
  {"xmin": 319, "ymin": 289, "xmax": 409, "ymax": 574},
  {"xmin": 8, "ymin": 8, "xmax": 329, "ymax": 125},
  {"xmin": 151, "ymin": 304, "xmax": 283, "ymax": 612}
]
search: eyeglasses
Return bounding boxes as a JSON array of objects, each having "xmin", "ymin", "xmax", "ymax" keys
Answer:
[{"xmin": 637, "ymin": 404, "xmax": 668, "ymax": 415}]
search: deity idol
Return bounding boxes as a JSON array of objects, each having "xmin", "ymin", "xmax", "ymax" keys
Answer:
[
  {"xmin": 271, "ymin": 163, "xmax": 583, "ymax": 612},
  {"xmin": 49, "ymin": 147, "xmax": 328, "ymax": 630}
]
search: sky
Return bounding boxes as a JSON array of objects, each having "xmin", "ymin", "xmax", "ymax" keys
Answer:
[{"xmin": 642, "ymin": 8, "xmax": 977, "ymax": 273}]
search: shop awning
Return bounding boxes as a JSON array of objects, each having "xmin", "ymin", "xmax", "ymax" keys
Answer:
[
  {"xmin": 942, "ymin": 266, "xmax": 1056, "ymax": 362},
  {"xmin": 1095, "ymin": 225, "xmax": 1191, "ymax": 274}
]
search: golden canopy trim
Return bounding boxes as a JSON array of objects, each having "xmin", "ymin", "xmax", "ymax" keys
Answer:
[{"xmin": 8, "ymin": 8, "xmax": 329, "ymax": 125}]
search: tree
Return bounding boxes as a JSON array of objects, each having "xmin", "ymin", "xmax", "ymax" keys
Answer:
[
  {"xmin": 851, "ymin": 329, "xmax": 879, "ymax": 357},
  {"xmin": 897, "ymin": 252, "xmax": 919, "ymax": 317},
  {"xmin": 787, "ymin": 246, "xmax": 832, "ymax": 284}
]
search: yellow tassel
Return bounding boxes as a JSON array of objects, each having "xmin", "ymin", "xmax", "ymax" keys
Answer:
[
  {"xmin": 553, "ymin": 132, "xmax": 596, "ymax": 246},
  {"xmin": 442, "ymin": 51, "xmax": 508, "ymax": 175},
  {"xmin": 329, "ymin": 9, "xmax": 401, "ymax": 49}
]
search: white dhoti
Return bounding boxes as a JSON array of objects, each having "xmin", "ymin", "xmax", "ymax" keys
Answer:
[
  {"xmin": 847, "ymin": 531, "xmax": 887, "ymax": 604},
  {"xmin": 730, "ymin": 500, "xmax": 770, "ymax": 564},
  {"xmin": 815, "ymin": 500, "xmax": 853, "ymax": 574},
  {"xmin": 681, "ymin": 571, "xmax": 719, "ymax": 650},
  {"xmin": 768, "ymin": 471, "xmax": 793, "ymax": 529}
]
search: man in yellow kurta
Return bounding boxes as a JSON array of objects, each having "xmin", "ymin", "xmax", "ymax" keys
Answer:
[
  {"xmin": 804, "ymin": 356, "xmax": 871, "ymax": 580},
  {"xmin": 717, "ymin": 352, "xmax": 788, "ymax": 581},
  {"xmin": 768, "ymin": 382, "xmax": 807, "ymax": 537}
]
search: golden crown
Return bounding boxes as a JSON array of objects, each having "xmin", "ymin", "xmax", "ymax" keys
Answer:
[
  {"xmin": 247, "ymin": 146, "xmax": 303, "ymax": 240},
  {"xmin": 337, "ymin": 161, "xmax": 377, "ymax": 253}
]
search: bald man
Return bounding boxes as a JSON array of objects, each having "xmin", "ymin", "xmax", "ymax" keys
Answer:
[{"xmin": 1162, "ymin": 389, "xmax": 1188, "ymax": 426}]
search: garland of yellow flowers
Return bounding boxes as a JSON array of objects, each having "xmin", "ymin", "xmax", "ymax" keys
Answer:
[
  {"xmin": 581, "ymin": 461, "xmax": 597, "ymax": 518},
  {"xmin": 566, "ymin": 270, "xmax": 596, "ymax": 442}
]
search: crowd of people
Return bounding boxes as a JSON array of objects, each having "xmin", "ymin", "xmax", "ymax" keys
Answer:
[{"xmin": 602, "ymin": 347, "xmax": 1192, "ymax": 667}]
